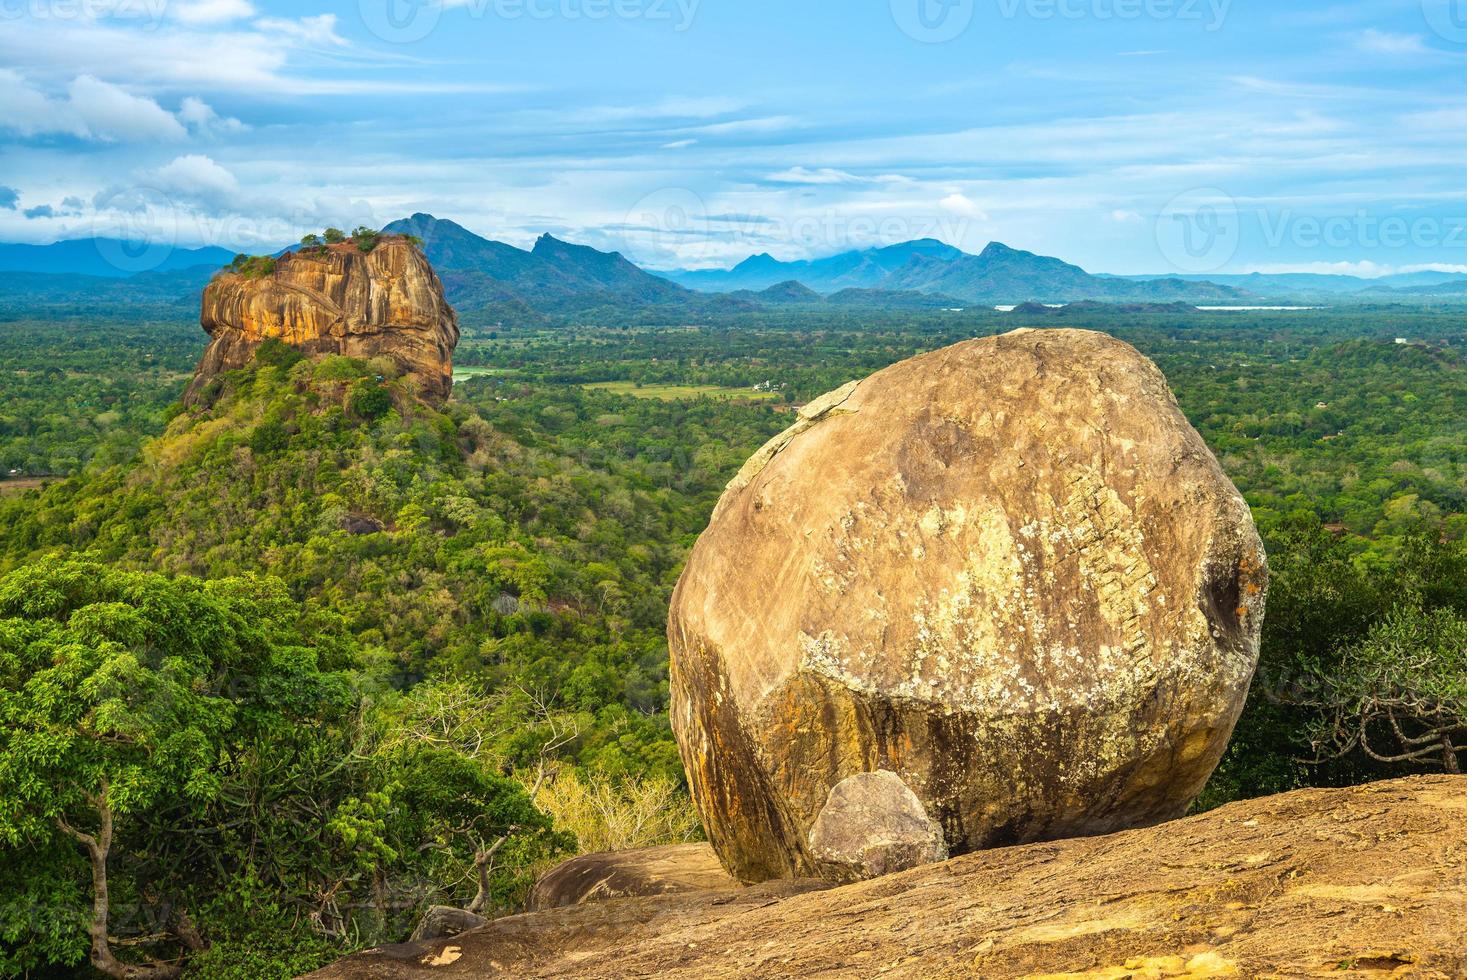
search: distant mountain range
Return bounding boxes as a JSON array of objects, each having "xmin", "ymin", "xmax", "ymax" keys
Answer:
[
  {"xmin": 666, "ymin": 242, "xmax": 1467, "ymax": 304},
  {"xmin": 0, "ymin": 239, "xmax": 236, "ymax": 278},
  {"xmin": 383, "ymin": 213, "xmax": 691, "ymax": 316},
  {"xmin": 669, "ymin": 239, "xmax": 965, "ymax": 293},
  {"xmin": 6, "ymin": 214, "xmax": 1467, "ymax": 318},
  {"xmin": 665, "ymin": 240, "xmax": 1256, "ymax": 304},
  {"xmin": 1116, "ymin": 270, "xmax": 1467, "ymax": 296}
]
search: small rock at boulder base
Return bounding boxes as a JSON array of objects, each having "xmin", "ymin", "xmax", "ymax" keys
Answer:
[
  {"xmin": 529, "ymin": 843, "xmax": 738, "ymax": 911},
  {"xmin": 408, "ymin": 906, "xmax": 486, "ymax": 943},
  {"xmin": 668, "ymin": 328, "xmax": 1269, "ymax": 884},
  {"xmin": 184, "ymin": 236, "xmax": 459, "ymax": 406},
  {"xmin": 807, "ymin": 771, "xmax": 948, "ymax": 881}
]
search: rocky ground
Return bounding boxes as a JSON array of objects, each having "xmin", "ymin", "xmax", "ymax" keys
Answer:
[{"xmin": 308, "ymin": 775, "xmax": 1466, "ymax": 979}]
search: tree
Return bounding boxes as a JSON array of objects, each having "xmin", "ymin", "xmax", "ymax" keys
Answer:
[
  {"xmin": 0, "ymin": 560, "xmax": 340, "ymax": 978},
  {"xmin": 322, "ymin": 227, "xmax": 346, "ymax": 244},
  {"xmin": 351, "ymin": 226, "xmax": 381, "ymax": 253},
  {"xmin": 1307, "ymin": 605, "xmax": 1466, "ymax": 773},
  {"xmin": 300, "ymin": 233, "xmax": 322, "ymax": 249}
]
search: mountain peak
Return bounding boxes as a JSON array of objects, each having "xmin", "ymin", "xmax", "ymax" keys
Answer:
[
  {"xmin": 732, "ymin": 252, "xmax": 781, "ymax": 272},
  {"xmin": 978, "ymin": 241, "xmax": 1026, "ymax": 259}
]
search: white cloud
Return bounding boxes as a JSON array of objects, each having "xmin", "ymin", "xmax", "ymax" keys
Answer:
[
  {"xmin": 256, "ymin": 14, "xmax": 348, "ymax": 47},
  {"xmin": 0, "ymin": 70, "xmax": 189, "ymax": 141},
  {"xmin": 144, "ymin": 154, "xmax": 240, "ymax": 208},
  {"xmin": 767, "ymin": 166, "xmax": 863, "ymax": 185},
  {"xmin": 0, "ymin": 69, "xmax": 83, "ymax": 138},
  {"xmin": 0, "ymin": 16, "xmax": 493, "ymax": 97},
  {"xmin": 940, "ymin": 193, "xmax": 989, "ymax": 220},
  {"xmin": 1354, "ymin": 29, "xmax": 1428, "ymax": 56},
  {"xmin": 178, "ymin": 96, "xmax": 247, "ymax": 135},
  {"xmin": 687, "ymin": 116, "xmax": 801, "ymax": 136},
  {"xmin": 1239, "ymin": 260, "xmax": 1467, "ymax": 278},
  {"xmin": 171, "ymin": 0, "xmax": 258, "ymax": 24},
  {"xmin": 1110, "ymin": 209, "xmax": 1145, "ymax": 224},
  {"xmin": 764, "ymin": 167, "xmax": 911, "ymax": 186},
  {"xmin": 69, "ymin": 75, "xmax": 188, "ymax": 141}
]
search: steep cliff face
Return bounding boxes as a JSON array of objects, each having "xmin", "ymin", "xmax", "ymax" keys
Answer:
[
  {"xmin": 184, "ymin": 237, "xmax": 459, "ymax": 405},
  {"xmin": 669, "ymin": 328, "xmax": 1268, "ymax": 884}
]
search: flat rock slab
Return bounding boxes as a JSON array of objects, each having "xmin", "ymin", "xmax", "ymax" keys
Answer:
[
  {"xmin": 305, "ymin": 776, "xmax": 1467, "ymax": 979},
  {"xmin": 529, "ymin": 842, "xmax": 738, "ymax": 910}
]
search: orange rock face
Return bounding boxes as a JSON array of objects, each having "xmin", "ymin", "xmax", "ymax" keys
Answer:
[{"xmin": 184, "ymin": 237, "xmax": 459, "ymax": 405}]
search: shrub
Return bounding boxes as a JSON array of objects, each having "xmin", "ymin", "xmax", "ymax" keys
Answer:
[
  {"xmin": 526, "ymin": 767, "xmax": 702, "ymax": 855},
  {"xmin": 352, "ymin": 226, "xmax": 381, "ymax": 253},
  {"xmin": 255, "ymin": 338, "xmax": 304, "ymax": 370},
  {"xmin": 228, "ymin": 255, "xmax": 276, "ymax": 279},
  {"xmin": 348, "ymin": 380, "xmax": 393, "ymax": 421}
]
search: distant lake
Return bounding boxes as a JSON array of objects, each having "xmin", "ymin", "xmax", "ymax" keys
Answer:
[
  {"xmin": 994, "ymin": 304, "xmax": 1323, "ymax": 313},
  {"xmin": 452, "ymin": 366, "xmax": 515, "ymax": 381}
]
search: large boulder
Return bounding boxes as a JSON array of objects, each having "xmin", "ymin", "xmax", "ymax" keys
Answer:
[
  {"xmin": 668, "ymin": 328, "xmax": 1269, "ymax": 884},
  {"xmin": 185, "ymin": 236, "xmax": 459, "ymax": 406}
]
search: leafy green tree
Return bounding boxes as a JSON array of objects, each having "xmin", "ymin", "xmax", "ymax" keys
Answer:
[
  {"xmin": 0, "ymin": 560, "xmax": 337, "ymax": 978},
  {"xmin": 321, "ymin": 227, "xmax": 345, "ymax": 244}
]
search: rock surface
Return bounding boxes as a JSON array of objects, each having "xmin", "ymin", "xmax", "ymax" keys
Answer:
[
  {"xmin": 185, "ymin": 237, "xmax": 459, "ymax": 406},
  {"xmin": 305, "ymin": 776, "xmax": 1467, "ymax": 979},
  {"xmin": 528, "ymin": 843, "xmax": 737, "ymax": 911},
  {"xmin": 669, "ymin": 328, "xmax": 1269, "ymax": 883}
]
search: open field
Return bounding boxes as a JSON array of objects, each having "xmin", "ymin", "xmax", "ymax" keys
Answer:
[
  {"xmin": 582, "ymin": 381, "xmax": 782, "ymax": 402},
  {"xmin": 0, "ymin": 477, "xmax": 56, "ymax": 496},
  {"xmin": 452, "ymin": 366, "xmax": 519, "ymax": 381}
]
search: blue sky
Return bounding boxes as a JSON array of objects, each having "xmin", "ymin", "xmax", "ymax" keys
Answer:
[{"xmin": 2, "ymin": 0, "xmax": 1467, "ymax": 275}]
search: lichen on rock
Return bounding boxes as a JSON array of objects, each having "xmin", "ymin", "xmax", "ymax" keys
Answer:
[{"xmin": 668, "ymin": 328, "xmax": 1269, "ymax": 884}]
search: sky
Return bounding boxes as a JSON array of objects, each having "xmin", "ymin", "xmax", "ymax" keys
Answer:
[{"xmin": 2, "ymin": 0, "xmax": 1467, "ymax": 276}]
